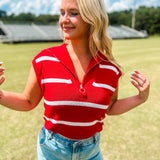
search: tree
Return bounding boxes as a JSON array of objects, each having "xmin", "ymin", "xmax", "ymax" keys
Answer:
[
  {"xmin": 36, "ymin": 14, "xmax": 59, "ymax": 24},
  {"xmin": 0, "ymin": 10, "xmax": 7, "ymax": 18},
  {"xmin": 14, "ymin": 13, "xmax": 36, "ymax": 23},
  {"xmin": 108, "ymin": 10, "xmax": 132, "ymax": 27},
  {"xmin": 108, "ymin": 6, "xmax": 160, "ymax": 35},
  {"xmin": 135, "ymin": 6, "xmax": 160, "ymax": 34}
]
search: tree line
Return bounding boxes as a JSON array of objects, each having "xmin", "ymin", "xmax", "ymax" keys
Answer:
[
  {"xmin": 0, "ymin": 11, "xmax": 59, "ymax": 25},
  {"xmin": 0, "ymin": 6, "xmax": 160, "ymax": 35},
  {"xmin": 109, "ymin": 6, "xmax": 160, "ymax": 35}
]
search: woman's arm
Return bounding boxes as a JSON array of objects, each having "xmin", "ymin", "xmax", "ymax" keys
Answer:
[
  {"xmin": 106, "ymin": 70, "xmax": 150, "ymax": 115},
  {"xmin": 0, "ymin": 65, "xmax": 42, "ymax": 111}
]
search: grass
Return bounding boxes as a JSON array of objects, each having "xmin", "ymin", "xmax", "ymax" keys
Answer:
[{"xmin": 0, "ymin": 37, "xmax": 160, "ymax": 160}]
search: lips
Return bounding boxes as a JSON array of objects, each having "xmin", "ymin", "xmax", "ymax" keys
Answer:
[{"xmin": 63, "ymin": 26, "xmax": 75, "ymax": 32}]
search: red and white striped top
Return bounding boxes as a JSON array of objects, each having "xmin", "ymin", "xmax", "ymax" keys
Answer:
[{"xmin": 32, "ymin": 44, "xmax": 121, "ymax": 139}]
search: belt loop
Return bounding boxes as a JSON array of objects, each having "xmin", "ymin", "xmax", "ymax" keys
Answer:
[
  {"xmin": 46, "ymin": 129, "xmax": 53, "ymax": 140},
  {"xmin": 93, "ymin": 133, "xmax": 98, "ymax": 143}
]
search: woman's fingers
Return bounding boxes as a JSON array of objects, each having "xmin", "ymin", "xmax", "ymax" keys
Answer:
[
  {"xmin": 0, "ymin": 62, "xmax": 5, "ymax": 85},
  {"xmin": 130, "ymin": 70, "xmax": 150, "ymax": 102},
  {"xmin": 131, "ymin": 70, "xmax": 148, "ymax": 88},
  {"xmin": 0, "ymin": 75, "xmax": 5, "ymax": 85}
]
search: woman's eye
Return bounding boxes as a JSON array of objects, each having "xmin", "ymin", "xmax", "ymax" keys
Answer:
[
  {"xmin": 60, "ymin": 11, "xmax": 79, "ymax": 16},
  {"xmin": 70, "ymin": 12, "xmax": 79, "ymax": 16},
  {"xmin": 60, "ymin": 12, "xmax": 65, "ymax": 16}
]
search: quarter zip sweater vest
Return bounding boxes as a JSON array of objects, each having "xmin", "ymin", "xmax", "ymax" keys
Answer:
[{"xmin": 33, "ymin": 43, "xmax": 121, "ymax": 139}]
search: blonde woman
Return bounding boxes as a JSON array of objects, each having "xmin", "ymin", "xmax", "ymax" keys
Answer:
[{"xmin": 0, "ymin": 0, "xmax": 150, "ymax": 159}]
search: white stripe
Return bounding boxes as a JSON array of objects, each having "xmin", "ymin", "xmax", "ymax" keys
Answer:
[
  {"xmin": 44, "ymin": 100, "xmax": 108, "ymax": 110},
  {"xmin": 43, "ymin": 115, "xmax": 103, "ymax": 127},
  {"xmin": 41, "ymin": 78, "xmax": 72, "ymax": 84},
  {"xmin": 99, "ymin": 64, "xmax": 119, "ymax": 75},
  {"xmin": 36, "ymin": 56, "xmax": 59, "ymax": 63},
  {"xmin": 93, "ymin": 82, "xmax": 115, "ymax": 92}
]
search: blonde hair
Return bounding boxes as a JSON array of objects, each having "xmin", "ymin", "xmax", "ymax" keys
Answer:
[{"xmin": 76, "ymin": 0, "xmax": 122, "ymax": 71}]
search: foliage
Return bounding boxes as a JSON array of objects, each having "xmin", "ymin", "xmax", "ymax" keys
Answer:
[
  {"xmin": 0, "ymin": 10, "xmax": 7, "ymax": 18},
  {"xmin": 0, "ymin": 10, "xmax": 59, "ymax": 25},
  {"xmin": 108, "ymin": 6, "xmax": 160, "ymax": 35},
  {"xmin": 109, "ymin": 10, "xmax": 132, "ymax": 27}
]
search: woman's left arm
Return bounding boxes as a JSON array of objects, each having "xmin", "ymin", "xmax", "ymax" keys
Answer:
[{"xmin": 106, "ymin": 70, "xmax": 150, "ymax": 115}]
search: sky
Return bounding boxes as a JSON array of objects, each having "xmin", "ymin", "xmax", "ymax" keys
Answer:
[{"xmin": 0, "ymin": 0, "xmax": 160, "ymax": 15}]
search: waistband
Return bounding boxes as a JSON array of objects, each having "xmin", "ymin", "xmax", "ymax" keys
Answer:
[{"xmin": 43, "ymin": 127, "xmax": 100, "ymax": 146}]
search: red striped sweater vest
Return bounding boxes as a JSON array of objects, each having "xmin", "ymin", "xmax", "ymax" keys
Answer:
[{"xmin": 32, "ymin": 43, "xmax": 121, "ymax": 139}]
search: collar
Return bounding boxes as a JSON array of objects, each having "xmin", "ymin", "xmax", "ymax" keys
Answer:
[{"xmin": 46, "ymin": 43, "xmax": 106, "ymax": 75}]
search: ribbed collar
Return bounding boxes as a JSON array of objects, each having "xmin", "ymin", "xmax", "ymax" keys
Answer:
[{"xmin": 47, "ymin": 43, "xmax": 106, "ymax": 76}]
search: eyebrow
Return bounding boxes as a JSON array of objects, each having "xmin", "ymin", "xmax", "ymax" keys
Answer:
[{"xmin": 60, "ymin": 8, "xmax": 79, "ymax": 12}]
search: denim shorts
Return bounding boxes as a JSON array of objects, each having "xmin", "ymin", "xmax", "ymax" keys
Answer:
[{"xmin": 37, "ymin": 126, "xmax": 104, "ymax": 160}]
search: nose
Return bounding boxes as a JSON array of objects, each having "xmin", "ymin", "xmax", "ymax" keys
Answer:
[{"xmin": 61, "ymin": 13, "xmax": 70, "ymax": 23}]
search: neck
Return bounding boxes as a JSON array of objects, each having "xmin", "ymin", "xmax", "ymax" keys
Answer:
[{"xmin": 67, "ymin": 39, "xmax": 91, "ymax": 57}]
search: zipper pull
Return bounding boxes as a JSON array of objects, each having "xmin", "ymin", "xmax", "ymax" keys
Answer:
[{"xmin": 79, "ymin": 84, "xmax": 87, "ymax": 96}]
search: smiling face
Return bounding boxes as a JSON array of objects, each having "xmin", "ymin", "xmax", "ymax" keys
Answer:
[{"xmin": 59, "ymin": 0, "xmax": 90, "ymax": 41}]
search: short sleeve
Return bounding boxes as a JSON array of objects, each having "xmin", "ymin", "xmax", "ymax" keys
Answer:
[
  {"xmin": 32, "ymin": 50, "xmax": 46, "ymax": 87},
  {"xmin": 113, "ymin": 68, "xmax": 122, "ymax": 90}
]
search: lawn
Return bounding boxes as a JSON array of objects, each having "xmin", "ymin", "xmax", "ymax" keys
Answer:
[{"xmin": 0, "ymin": 37, "xmax": 160, "ymax": 160}]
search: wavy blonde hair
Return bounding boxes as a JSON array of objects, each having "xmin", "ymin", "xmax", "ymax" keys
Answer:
[{"xmin": 76, "ymin": 0, "xmax": 122, "ymax": 71}]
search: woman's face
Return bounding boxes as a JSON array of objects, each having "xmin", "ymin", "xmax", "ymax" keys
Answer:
[{"xmin": 59, "ymin": 0, "xmax": 89, "ymax": 41}]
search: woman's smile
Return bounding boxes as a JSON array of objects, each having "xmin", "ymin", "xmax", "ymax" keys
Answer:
[{"xmin": 63, "ymin": 26, "xmax": 75, "ymax": 32}]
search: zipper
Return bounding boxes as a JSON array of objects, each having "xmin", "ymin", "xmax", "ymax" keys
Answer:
[
  {"xmin": 79, "ymin": 84, "xmax": 87, "ymax": 96},
  {"xmin": 47, "ymin": 49, "xmax": 104, "ymax": 96},
  {"xmin": 78, "ymin": 61, "xmax": 102, "ymax": 96}
]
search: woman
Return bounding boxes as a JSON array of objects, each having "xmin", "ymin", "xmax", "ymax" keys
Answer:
[{"xmin": 0, "ymin": 0, "xmax": 150, "ymax": 159}]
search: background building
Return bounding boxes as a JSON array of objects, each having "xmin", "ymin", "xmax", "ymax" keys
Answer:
[{"xmin": 0, "ymin": 21, "xmax": 148, "ymax": 43}]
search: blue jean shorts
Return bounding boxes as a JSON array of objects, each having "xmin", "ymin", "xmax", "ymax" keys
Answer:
[{"xmin": 37, "ymin": 126, "xmax": 104, "ymax": 160}]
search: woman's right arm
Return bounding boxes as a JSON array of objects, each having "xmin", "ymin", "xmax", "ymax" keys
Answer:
[{"xmin": 0, "ymin": 64, "xmax": 42, "ymax": 111}]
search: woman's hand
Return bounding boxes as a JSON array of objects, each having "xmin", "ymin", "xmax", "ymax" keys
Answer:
[
  {"xmin": 107, "ymin": 70, "xmax": 150, "ymax": 115},
  {"xmin": 0, "ymin": 62, "xmax": 5, "ymax": 85},
  {"xmin": 0, "ymin": 66, "xmax": 42, "ymax": 111},
  {"xmin": 131, "ymin": 70, "xmax": 150, "ymax": 103}
]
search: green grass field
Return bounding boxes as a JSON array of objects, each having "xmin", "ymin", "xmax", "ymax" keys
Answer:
[{"xmin": 0, "ymin": 37, "xmax": 160, "ymax": 160}]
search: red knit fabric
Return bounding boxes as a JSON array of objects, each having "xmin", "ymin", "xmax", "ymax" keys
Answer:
[{"xmin": 32, "ymin": 44, "xmax": 121, "ymax": 139}]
